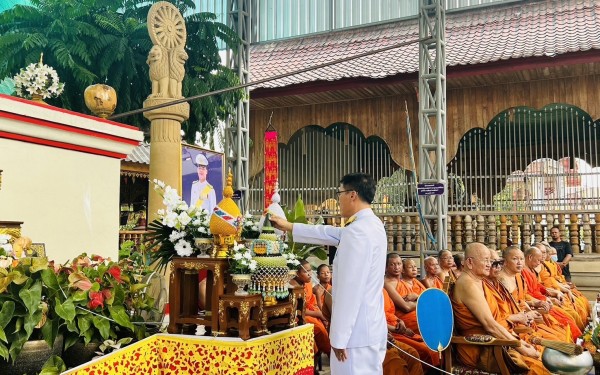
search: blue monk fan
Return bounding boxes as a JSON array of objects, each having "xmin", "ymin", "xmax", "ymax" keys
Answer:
[{"xmin": 416, "ymin": 288, "xmax": 453, "ymax": 360}]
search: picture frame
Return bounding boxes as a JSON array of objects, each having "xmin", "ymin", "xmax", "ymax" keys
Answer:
[{"xmin": 181, "ymin": 144, "xmax": 224, "ymax": 213}]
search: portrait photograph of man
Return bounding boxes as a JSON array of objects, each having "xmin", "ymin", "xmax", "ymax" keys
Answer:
[{"xmin": 181, "ymin": 144, "xmax": 224, "ymax": 213}]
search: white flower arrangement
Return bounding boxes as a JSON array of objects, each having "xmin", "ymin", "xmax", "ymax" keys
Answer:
[
  {"xmin": 281, "ymin": 248, "xmax": 300, "ymax": 269},
  {"xmin": 13, "ymin": 55, "xmax": 65, "ymax": 99},
  {"xmin": 229, "ymin": 241, "xmax": 257, "ymax": 274},
  {"xmin": 148, "ymin": 180, "xmax": 212, "ymax": 267},
  {"xmin": 241, "ymin": 212, "xmax": 261, "ymax": 239}
]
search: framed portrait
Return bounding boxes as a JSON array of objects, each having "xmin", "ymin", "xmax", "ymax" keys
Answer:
[{"xmin": 181, "ymin": 144, "xmax": 225, "ymax": 213}]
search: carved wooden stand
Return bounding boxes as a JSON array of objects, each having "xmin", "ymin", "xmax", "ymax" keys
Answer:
[
  {"xmin": 168, "ymin": 257, "xmax": 228, "ymax": 335},
  {"xmin": 169, "ymin": 257, "xmax": 307, "ymax": 340}
]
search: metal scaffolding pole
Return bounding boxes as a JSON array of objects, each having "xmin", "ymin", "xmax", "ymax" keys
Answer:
[
  {"xmin": 227, "ymin": 0, "xmax": 251, "ymax": 210},
  {"xmin": 418, "ymin": 0, "xmax": 447, "ymax": 253}
]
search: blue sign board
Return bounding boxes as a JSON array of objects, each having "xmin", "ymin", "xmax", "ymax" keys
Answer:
[{"xmin": 417, "ymin": 183, "xmax": 445, "ymax": 196}]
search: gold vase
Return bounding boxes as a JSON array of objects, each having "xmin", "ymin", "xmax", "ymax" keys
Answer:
[{"xmin": 31, "ymin": 94, "xmax": 47, "ymax": 105}]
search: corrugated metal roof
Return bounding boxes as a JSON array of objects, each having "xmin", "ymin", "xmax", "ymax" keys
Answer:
[
  {"xmin": 249, "ymin": 0, "xmax": 600, "ymax": 89},
  {"xmin": 124, "ymin": 142, "xmax": 150, "ymax": 164}
]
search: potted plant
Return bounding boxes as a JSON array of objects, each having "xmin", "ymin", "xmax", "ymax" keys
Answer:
[
  {"xmin": 228, "ymin": 242, "xmax": 257, "ymax": 296},
  {"xmin": 55, "ymin": 252, "xmax": 155, "ymax": 368},
  {"xmin": 147, "ymin": 180, "xmax": 211, "ymax": 269},
  {"xmin": 0, "ymin": 257, "xmax": 65, "ymax": 374},
  {"xmin": 284, "ymin": 195, "xmax": 328, "ymax": 261}
]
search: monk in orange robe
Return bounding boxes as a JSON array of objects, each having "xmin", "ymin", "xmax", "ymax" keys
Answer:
[
  {"xmin": 384, "ymin": 254, "xmax": 418, "ymax": 331},
  {"xmin": 438, "ymin": 250, "xmax": 457, "ymax": 284},
  {"xmin": 290, "ymin": 261, "xmax": 331, "ymax": 356},
  {"xmin": 485, "ymin": 250, "xmax": 568, "ymax": 344},
  {"xmin": 538, "ymin": 243, "xmax": 589, "ymax": 323},
  {"xmin": 392, "ymin": 259, "xmax": 427, "ymax": 334},
  {"xmin": 313, "ymin": 264, "xmax": 332, "ymax": 311},
  {"xmin": 451, "ymin": 243, "xmax": 550, "ymax": 375},
  {"xmin": 383, "ymin": 288, "xmax": 439, "ymax": 372},
  {"xmin": 421, "ymin": 256, "xmax": 444, "ymax": 289},
  {"xmin": 499, "ymin": 246, "xmax": 578, "ymax": 342},
  {"xmin": 522, "ymin": 247, "xmax": 583, "ymax": 337},
  {"xmin": 528, "ymin": 244, "xmax": 585, "ymax": 329},
  {"xmin": 381, "ymin": 288, "xmax": 425, "ymax": 375}
]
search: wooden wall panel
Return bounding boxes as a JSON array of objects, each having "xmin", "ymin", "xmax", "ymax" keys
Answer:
[{"xmin": 249, "ymin": 72, "xmax": 600, "ymax": 176}]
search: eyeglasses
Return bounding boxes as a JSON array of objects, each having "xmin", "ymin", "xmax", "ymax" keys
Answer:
[
  {"xmin": 335, "ymin": 189, "xmax": 355, "ymax": 197},
  {"xmin": 491, "ymin": 260, "xmax": 504, "ymax": 268},
  {"xmin": 197, "ymin": 165, "xmax": 207, "ymax": 170}
]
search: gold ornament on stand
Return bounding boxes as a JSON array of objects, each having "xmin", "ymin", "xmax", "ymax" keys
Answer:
[
  {"xmin": 209, "ymin": 169, "xmax": 242, "ymax": 258},
  {"xmin": 84, "ymin": 84, "xmax": 117, "ymax": 118}
]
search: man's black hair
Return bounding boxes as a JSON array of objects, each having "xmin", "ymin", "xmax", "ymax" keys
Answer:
[{"xmin": 339, "ymin": 173, "xmax": 377, "ymax": 204}]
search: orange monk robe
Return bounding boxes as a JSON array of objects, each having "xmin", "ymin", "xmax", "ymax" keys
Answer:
[
  {"xmin": 491, "ymin": 279, "xmax": 568, "ymax": 343},
  {"xmin": 383, "ymin": 342, "xmax": 423, "ymax": 375},
  {"xmin": 303, "ymin": 282, "xmax": 331, "ymax": 355},
  {"xmin": 314, "ymin": 283, "xmax": 332, "ymax": 309},
  {"xmin": 484, "ymin": 279, "xmax": 567, "ymax": 345},
  {"xmin": 394, "ymin": 279, "xmax": 427, "ymax": 334},
  {"xmin": 541, "ymin": 261, "xmax": 590, "ymax": 320},
  {"xmin": 383, "ymin": 289, "xmax": 438, "ymax": 370},
  {"xmin": 520, "ymin": 269, "xmax": 582, "ymax": 340},
  {"xmin": 424, "ymin": 276, "xmax": 444, "ymax": 289},
  {"xmin": 451, "ymin": 281, "xmax": 550, "ymax": 375},
  {"xmin": 511, "ymin": 273, "xmax": 572, "ymax": 342}
]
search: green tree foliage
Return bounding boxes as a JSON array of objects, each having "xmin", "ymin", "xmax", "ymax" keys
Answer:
[{"xmin": 0, "ymin": 0, "xmax": 243, "ymax": 142}]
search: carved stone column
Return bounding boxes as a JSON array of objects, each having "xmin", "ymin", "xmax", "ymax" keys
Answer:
[
  {"xmin": 144, "ymin": 2, "xmax": 190, "ymax": 221},
  {"xmin": 570, "ymin": 214, "xmax": 580, "ymax": 253},
  {"xmin": 582, "ymin": 214, "xmax": 591, "ymax": 254},
  {"xmin": 487, "ymin": 215, "xmax": 497, "ymax": 250},
  {"xmin": 499, "ymin": 215, "xmax": 508, "ymax": 250}
]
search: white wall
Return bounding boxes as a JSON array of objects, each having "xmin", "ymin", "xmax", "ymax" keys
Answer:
[
  {"xmin": 0, "ymin": 94, "xmax": 143, "ymax": 263},
  {"xmin": 0, "ymin": 139, "xmax": 121, "ymax": 262}
]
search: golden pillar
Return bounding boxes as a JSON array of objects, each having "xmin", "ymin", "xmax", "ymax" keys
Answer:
[{"xmin": 144, "ymin": 1, "xmax": 190, "ymax": 222}]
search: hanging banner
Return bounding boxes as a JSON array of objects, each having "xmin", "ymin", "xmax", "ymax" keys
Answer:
[{"xmin": 264, "ymin": 128, "xmax": 278, "ymax": 209}]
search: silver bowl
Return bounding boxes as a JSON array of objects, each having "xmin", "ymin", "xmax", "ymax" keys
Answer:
[{"xmin": 541, "ymin": 347, "xmax": 593, "ymax": 375}]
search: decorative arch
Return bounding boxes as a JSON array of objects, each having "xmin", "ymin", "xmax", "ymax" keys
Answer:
[
  {"xmin": 248, "ymin": 123, "xmax": 408, "ymax": 214},
  {"xmin": 448, "ymin": 103, "xmax": 600, "ymax": 211}
]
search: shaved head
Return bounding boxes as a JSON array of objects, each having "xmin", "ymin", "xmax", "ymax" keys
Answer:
[
  {"xmin": 386, "ymin": 252, "xmax": 401, "ymax": 267},
  {"xmin": 502, "ymin": 245, "xmax": 521, "ymax": 260}
]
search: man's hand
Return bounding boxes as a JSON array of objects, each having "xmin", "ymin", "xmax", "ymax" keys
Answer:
[
  {"xmin": 405, "ymin": 293, "xmax": 419, "ymax": 302},
  {"xmin": 332, "ymin": 346, "xmax": 347, "ymax": 362},
  {"xmin": 268, "ymin": 214, "xmax": 293, "ymax": 232},
  {"xmin": 518, "ymin": 341, "xmax": 540, "ymax": 359}
]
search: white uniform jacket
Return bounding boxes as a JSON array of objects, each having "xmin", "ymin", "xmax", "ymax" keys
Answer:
[
  {"xmin": 293, "ymin": 208, "xmax": 387, "ymax": 349},
  {"xmin": 190, "ymin": 180, "xmax": 217, "ymax": 213}
]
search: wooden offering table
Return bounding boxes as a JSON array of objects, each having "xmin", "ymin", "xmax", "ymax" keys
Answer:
[
  {"xmin": 168, "ymin": 257, "xmax": 229, "ymax": 335},
  {"xmin": 218, "ymin": 294, "xmax": 263, "ymax": 339}
]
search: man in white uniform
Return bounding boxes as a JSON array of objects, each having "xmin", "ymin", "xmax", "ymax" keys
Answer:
[
  {"xmin": 271, "ymin": 173, "xmax": 387, "ymax": 375},
  {"xmin": 190, "ymin": 154, "xmax": 217, "ymax": 213}
]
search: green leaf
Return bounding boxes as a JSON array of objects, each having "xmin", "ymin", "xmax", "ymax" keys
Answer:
[
  {"xmin": 108, "ymin": 305, "xmax": 134, "ymax": 331},
  {"xmin": 0, "ymin": 301, "xmax": 15, "ymax": 328},
  {"xmin": 0, "ymin": 341, "xmax": 8, "ymax": 361},
  {"xmin": 77, "ymin": 314, "xmax": 92, "ymax": 333},
  {"xmin": 41, "ymin": 268, "xmax": 59, "ymax": 290},
  {"xmin": 40, "ymin": 355, "xmax": 66, "ymax": 375},
  {"xmin": 8, "ymin": 330, "xmax": 27, "ymax": 363},
  {"xmin": 19, "ymin": 280, "xmax": 42, "ymax": 316},
  {"xmin": 66, "ymin": 319, "xmax": 78, "ymax": 333},
  {"xmin": 63, "ymin": 332, "xmax": 79, "ymax": 351},
  {"xmin": 55, "ymin": 298, "xmax": 76, "ymax": 321},
  {"xmin": 0, "ymin": 327, "xmax": 6, "ymax": 343},
  {"xmin": 41, "ymin": 315, "xmax": 59, "ymax": 349},
  {"xmin": 82, "ymin": 327, "xmax": 94, "ymax": 344},
  {"xmin": 72, "ymin": 290, "xmax": 88, "ymax": 302},
  {"xmin": 30, "ymin": 257, "xmax": 49, "ymax": 273},
  {"xmin": 23, "ymin": 309, "xmax": 42, "ymax": 338},
  {"xmin": 92, "ymin": 315, "xmax": 111, "ymax": 340},
  {"xmin": 130, "ymin": 283, "xmax": 148, "ymax": 292}
]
